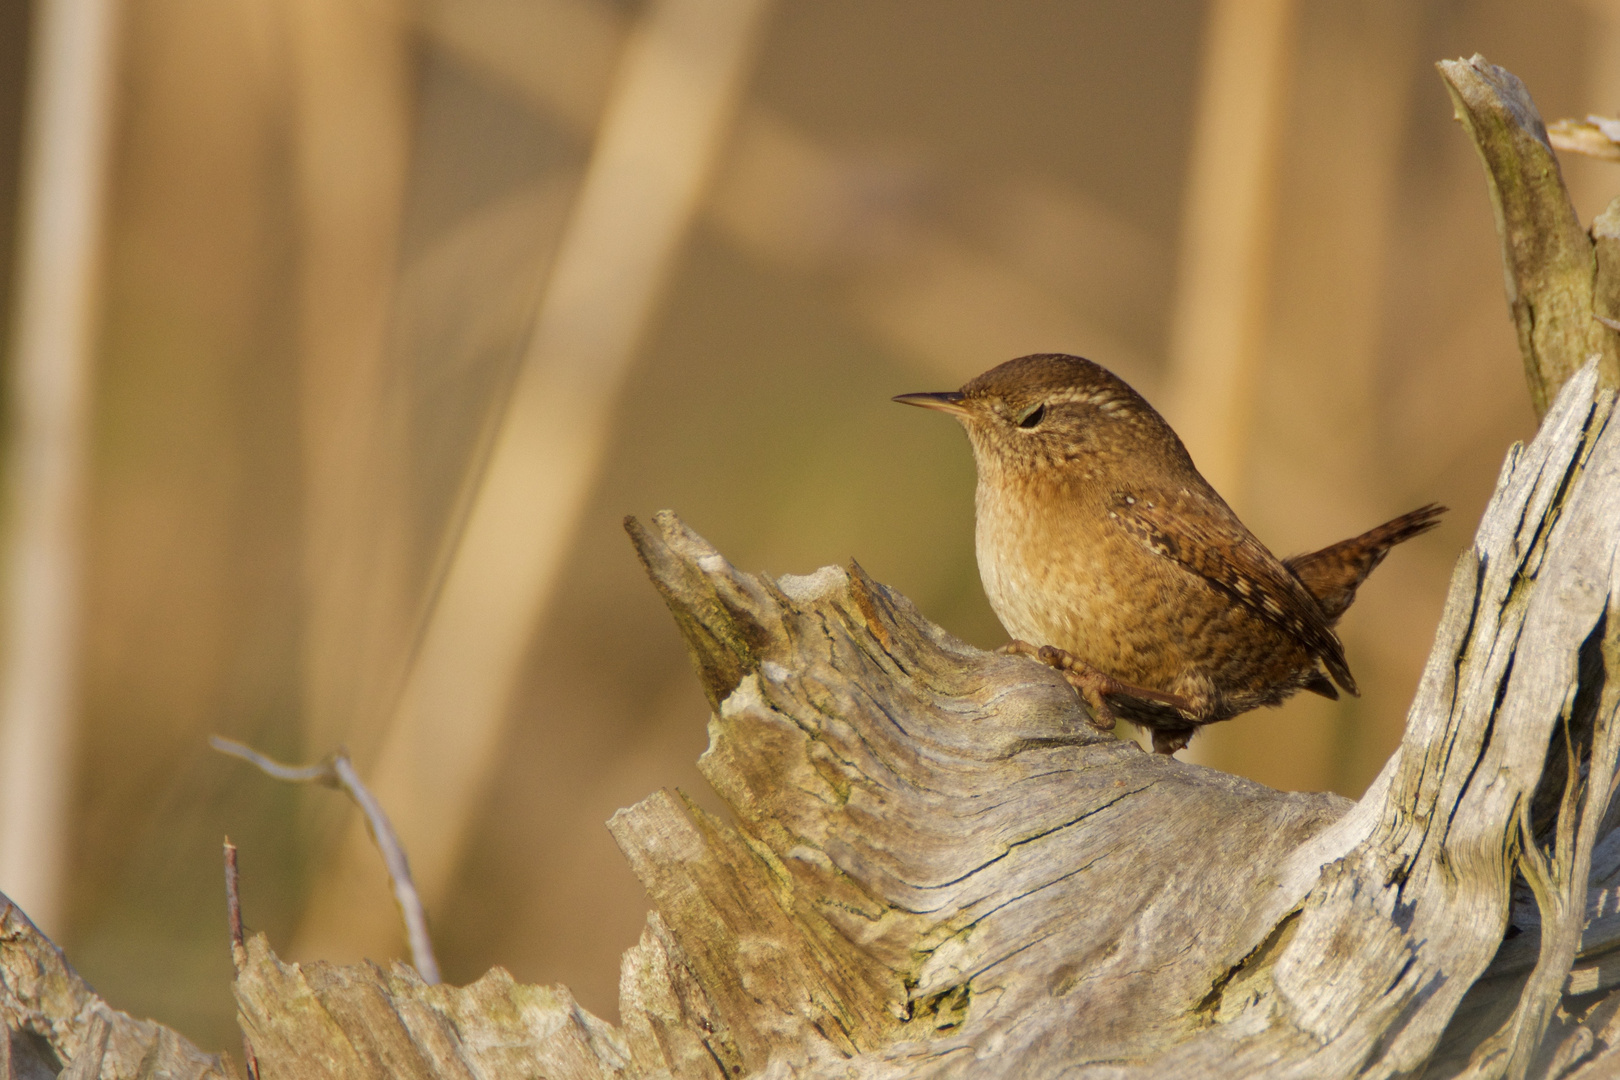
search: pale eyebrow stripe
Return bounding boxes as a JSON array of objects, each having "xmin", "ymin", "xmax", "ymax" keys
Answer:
[{"xmin": 1044, "ymin": 389, "xmax": 1135, "ymax": 414}]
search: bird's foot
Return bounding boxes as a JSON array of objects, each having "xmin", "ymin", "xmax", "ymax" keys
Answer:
[{"xmin": 998, "ymin": 641, "xmax": 1194, "ymax": 734}]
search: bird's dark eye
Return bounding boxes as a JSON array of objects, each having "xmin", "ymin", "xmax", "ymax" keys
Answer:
[{"xmin": 1017, "ymin": 403, "xmax": 1046, "ymax": 429}]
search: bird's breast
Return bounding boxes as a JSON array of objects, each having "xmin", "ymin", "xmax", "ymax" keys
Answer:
[
  {"xmin": 974, "ymin": 475, "xmax": 1116, "ymax": 650},
  {"xmin": 972, "ymin": 471, "xmax": 1217, "ymax": 694}
]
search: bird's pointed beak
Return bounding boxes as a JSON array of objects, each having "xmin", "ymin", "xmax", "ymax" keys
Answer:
[{"xmin": 893, "ymin": 391, "xmax": 970, "ymax": 417}]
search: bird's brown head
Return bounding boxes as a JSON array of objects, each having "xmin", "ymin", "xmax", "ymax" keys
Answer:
[{"xmin": 894, "ymin": 353, "xmax": 1187, "ymax": 485}]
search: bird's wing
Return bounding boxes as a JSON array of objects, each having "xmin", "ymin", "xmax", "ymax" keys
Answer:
[{"xmin": 1110, "ymin": 490, "xmax": 1356, "ymax": 694}]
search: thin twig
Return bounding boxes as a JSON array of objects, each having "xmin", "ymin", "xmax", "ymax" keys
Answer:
[
  {"xmin": 210, "ymin": 737, "xmax": 440, "ymax": 983},
  {"xmin": 1549, "ymin": 116, "xmax": 1620, "ymax": 163},
  {"xmin": 224, "ymin": 837, "xmax": 244, "ymax": 958},
  {"xmin": 222, "ymin": 837, "xmax": 258, "ymax": 1080}
]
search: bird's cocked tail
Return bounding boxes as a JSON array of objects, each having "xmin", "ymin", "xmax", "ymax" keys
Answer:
[{"xmin": 1285, "ymin": 503, "xmax": 1447, "ymax": 623}]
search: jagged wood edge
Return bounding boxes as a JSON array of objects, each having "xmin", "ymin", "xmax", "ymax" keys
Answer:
[
  {"xmin": 614, "ymin": 517, "xmax": 1356, "ymax": 1077},
  {"xmin": 230, "ymin": 934, "xmax": 633, "ymax": 1079},
  {"xmin": 0, "ymin": 895, "xmax": 233, "ymax": 1079}
]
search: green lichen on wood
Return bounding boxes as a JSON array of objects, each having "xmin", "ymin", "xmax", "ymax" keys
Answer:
[{"xmin": 1592, "ymin": 196, "xmax": 1620, "ymax": 336}]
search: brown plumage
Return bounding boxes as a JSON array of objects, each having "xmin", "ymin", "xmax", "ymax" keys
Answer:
[
  {"xmin": 896, "ymin": 353, "xmax": 1444, "ymax": 755},
  {"xmin": 1284, "ymin": 505, "xmax": 1446, "ymax": 623}
]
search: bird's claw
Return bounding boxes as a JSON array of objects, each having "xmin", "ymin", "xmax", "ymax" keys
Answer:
[
  {"xmin": 1037, "ymin": 647, "xmax": 1119, "ymax": 731},
  {"xmin": 1001, "ymin": 640, "xmax": 1203, "ymax": 739},
  {"xmin": 999, "ymin": 640, "xmax": 1118, "ymax": 730}
]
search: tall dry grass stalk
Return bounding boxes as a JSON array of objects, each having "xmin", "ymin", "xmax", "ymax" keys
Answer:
[
  {"xmin": 1162, "ymin": 0, "xmax": 1296, "ymax": 765},
  {"xmin": 1163, "ymin": 0, "xmax": 1297, "ymax": 503},
  {"xmin": 0, "ymin": 0, "xmax": 121, "ymax": 935},
  {"xmin": 293, "ymin": 0, "xmax": 774, "ymax": 964}
]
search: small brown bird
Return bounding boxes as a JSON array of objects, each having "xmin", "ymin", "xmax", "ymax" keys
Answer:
[{"xmin": 896, "ymin": 353, "xmax": 1443, "ymax": 755}]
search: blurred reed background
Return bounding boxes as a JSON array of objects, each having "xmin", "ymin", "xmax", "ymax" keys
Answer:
[{"xmin": 0, "ymin": 0, "xmax": 1611, "ymax": 1053}]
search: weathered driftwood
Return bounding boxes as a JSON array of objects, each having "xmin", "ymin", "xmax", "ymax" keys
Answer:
[
  {"xmin": 610, "ymin": 370, "xmax": 1620, "ymax": 1076},
  {"xmin": 1437, "ymin": 55, "xmax": 1620, "ymax": 413},
  {"xmin": 7, "ymin": 52, "xmax": 1620, "ymax": 1080},
  {"xmin": 0, "ymin": 898, "xmax": 231, "ymax": 1078}
]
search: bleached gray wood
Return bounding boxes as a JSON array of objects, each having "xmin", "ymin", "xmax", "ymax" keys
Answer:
[
  {"xmin": 1, "ymin": 895, "xmax": 231, "ymax": 1079},
  {"xmin": 1437, "ymin": 54, "xmax": 1620, "ymax": 412},
  {"xmin": 599, "ymin": 357, "xmax": 1620, "ymax": 1080}
]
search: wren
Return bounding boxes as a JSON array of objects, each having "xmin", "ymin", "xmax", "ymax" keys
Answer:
[{"xmin": 896, "ymin": 353, "xmax": 1444, "ymax": 755}]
